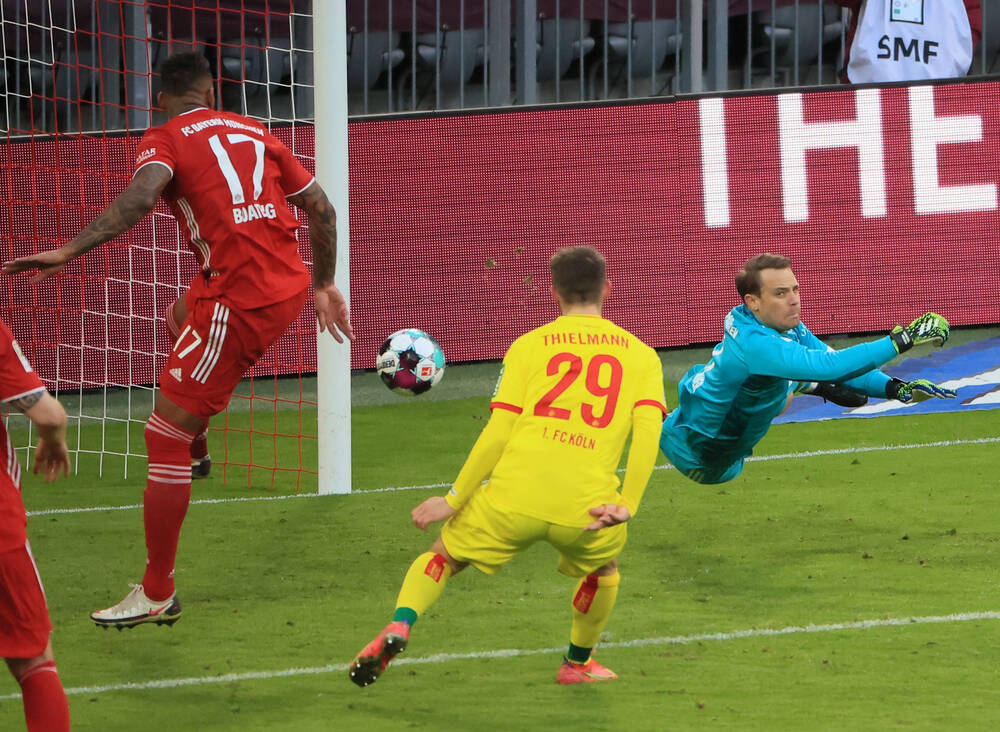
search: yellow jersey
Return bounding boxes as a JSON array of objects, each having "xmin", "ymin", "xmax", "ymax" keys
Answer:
[{"xmin": 480, "ymin": 314, "xmax": 665, "ymax": 526}]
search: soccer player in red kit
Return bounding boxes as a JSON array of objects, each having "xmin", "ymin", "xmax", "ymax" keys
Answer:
[
  {"xmin": 0, "ymin": 319, "xmax": 72, "ymax": 730},
  {"xmin": 4, "ymin": 52, "xmax": 353, "ymax": 628}
]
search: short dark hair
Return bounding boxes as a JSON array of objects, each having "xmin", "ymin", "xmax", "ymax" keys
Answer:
[
  {"xmin": 550, "ymin": 246, "xmax": 607, "ymax": 305},
  {"xmin": 735, "ymin": 253, "xmax": 791, "ymax": 298},
  {"xmin": 158, "ymin": 52, "xmax": 212, "ymax": 96}
]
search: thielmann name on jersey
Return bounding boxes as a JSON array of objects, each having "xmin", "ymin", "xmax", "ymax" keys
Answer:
[{"xmin": 542, "ymin": 332, "xmax": 630, "ymax": 348}]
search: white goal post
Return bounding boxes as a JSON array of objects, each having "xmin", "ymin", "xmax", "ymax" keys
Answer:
[{"xmin": 312, "ymin": 1, "xmax": 352, "ymax": 495}]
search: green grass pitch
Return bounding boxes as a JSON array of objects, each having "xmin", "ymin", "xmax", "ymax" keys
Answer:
[{"xmin": 2, "ymin": 330, "xmax": 999, "ymax": 731}]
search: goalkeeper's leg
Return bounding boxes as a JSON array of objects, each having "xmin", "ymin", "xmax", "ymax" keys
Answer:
[{"xmin": 165, "ymin": 299, "xmax": 211, "ymax": 479}]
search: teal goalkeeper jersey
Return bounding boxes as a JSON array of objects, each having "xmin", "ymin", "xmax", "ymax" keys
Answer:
[{"xmin": 663, "ymin": 305, "xmax": 898, "ymax": 469}]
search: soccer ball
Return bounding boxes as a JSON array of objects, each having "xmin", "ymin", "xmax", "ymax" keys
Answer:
[{"xmin": 376, "ymin": 328, "xmax": 446, "ymax": 395}]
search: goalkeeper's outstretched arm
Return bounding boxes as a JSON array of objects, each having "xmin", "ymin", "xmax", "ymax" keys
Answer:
[
  {"xmin": 751, "ymin": 313, "xmax": 952, "ymax": 385},
  {"xmin": 793, "ymin": 314, "xmax": 953, "ymax": 403}
]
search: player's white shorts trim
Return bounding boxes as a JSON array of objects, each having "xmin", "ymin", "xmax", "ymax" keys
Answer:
[
  {"xmin": 1, "ymin": 386, "xmax": 45, "ymax": 404},
  {"xmin": 6, "ymin": 432, "xmax": 20, "ymax": 487},
  {"xmin": 191, "ymin": 303, "xmax": 231, "ymax": 384}
]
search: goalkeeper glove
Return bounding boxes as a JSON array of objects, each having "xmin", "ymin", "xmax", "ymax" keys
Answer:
[
  {"xmin": 796, "ymin": 381, "xmax": 869, "ymax": 408},
  {"xmin": 885, "ymin": 378, "xmax": 957, "ymax": 403},
  {"xmin": 889, "ymin": 313, "xmax": 950, "ymax": 353}
]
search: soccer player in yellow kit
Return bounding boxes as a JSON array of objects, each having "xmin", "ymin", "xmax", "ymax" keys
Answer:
[{"xmin": 349, "ymin": 246, "xmax": 666, "ymax": 686}]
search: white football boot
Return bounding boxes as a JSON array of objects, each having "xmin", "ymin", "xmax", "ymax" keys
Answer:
[{"xmin": 91, "ymin": 584, "xmax": 182, "ymax": 629}]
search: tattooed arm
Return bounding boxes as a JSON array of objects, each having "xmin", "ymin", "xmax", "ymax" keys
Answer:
[
  {"xmin": 287, "ymin": 181, "xmax": 354, "ymax": 343},
  {"xmin": 288, "ymin": 181, "xmax": 337, "ymax": 287},
  {"xmin": 10, "ymin": 389, "xmax": 69, "ymax": 482},
  {"xmin": 3, "ymin": 164, "xmax": 172, "ymax": 283}
]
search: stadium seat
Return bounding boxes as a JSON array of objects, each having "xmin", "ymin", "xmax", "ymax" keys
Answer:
[
  {"xmin": 587, "ymin": 17, "xmax": 681, "ymax": 98},
  {"xmin": 217, "ymin": 6, "xmax": 296, "ymax": 102},
  {"xmin": 751, "ymin": 3, "xmax": 843, "ymax": 82},
  {"xmin": 414, "ymin": 28, "xmax": 485, "ymax": 88},
  {"xmin": 346, "ymin": 1, "xmax": 406, "ymax": 92},
  {"xmin": 536, "ymin": 17, "xmax": 596, "ymax": 81},
  {"xmin": 348, "ymin": 31, "xmax": 404, "ymax": 91},
  {"xmin": 604, "ymin": 18, "xmax": 680, "ymax": 79}
]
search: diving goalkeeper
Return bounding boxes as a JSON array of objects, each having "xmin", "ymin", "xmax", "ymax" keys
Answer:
[{"xmin": 660, "ymin": 253, "xmax": 956, "ymax": 485}]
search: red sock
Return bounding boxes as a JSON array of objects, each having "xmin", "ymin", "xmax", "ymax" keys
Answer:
[
  {"xmin": 190, "ymin": 423, "xmax": 209, "ymax": 462},
  {"xmin": 142, "ymin": 411, "xmax": 195, "ymax": 601},
  {"xmin": 18, "ymin": 661, "xmax": 70, "ymax": 732}
]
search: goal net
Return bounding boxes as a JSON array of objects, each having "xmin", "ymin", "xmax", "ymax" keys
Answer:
[{"xmin": 0, "ymin": 0, "xmax": 347, "ymax": 493}]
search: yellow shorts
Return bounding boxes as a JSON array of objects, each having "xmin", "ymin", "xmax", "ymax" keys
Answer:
[{"xmin": 440, "ymin": 489, "xmax": 627, "ymax": 578}]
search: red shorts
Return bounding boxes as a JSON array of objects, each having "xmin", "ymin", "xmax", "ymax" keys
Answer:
[
  {"xmin": 159, "ymin": 288, "xmax": 308, "ymax": 419},
  {"xmin": 0, "ymin": 542, "xmax": 51, "ymax": 658}
]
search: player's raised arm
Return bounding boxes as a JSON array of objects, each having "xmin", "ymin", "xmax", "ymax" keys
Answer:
[
  {"xmin": 3, "ymin": 164, "xmax": 171, "ymax": 284},
  {"xmin": 287, "ymin": 181, "xmax": 353, "ymax": 343}
]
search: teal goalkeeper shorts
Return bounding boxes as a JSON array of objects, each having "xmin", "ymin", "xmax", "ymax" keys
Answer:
[{"xmin": 659, "ymin": 422, "xmax": 745, "ymax": 485}]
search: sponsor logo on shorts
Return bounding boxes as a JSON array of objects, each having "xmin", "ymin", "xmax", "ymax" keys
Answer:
[{"xmin": 170, "ymin": 368, "xmax": 183, "ymax": 382}]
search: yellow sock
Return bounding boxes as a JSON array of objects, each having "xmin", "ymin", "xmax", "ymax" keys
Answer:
[
  {"xmin": 569, "ymin": 572, "xmax": 621, "ymax": 652},
  {"xmin": 393, "ymin": 552, "xmax": 453, "ymax": 623}
]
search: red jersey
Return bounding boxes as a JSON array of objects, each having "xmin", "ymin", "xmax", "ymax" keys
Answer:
[
  {"xmin": 134, "ymin": 108, "xmax": 315, "ymax": 310},
  {"xmin": 0, "ymin": 320, "xmax": 45, "ymax": 552}
]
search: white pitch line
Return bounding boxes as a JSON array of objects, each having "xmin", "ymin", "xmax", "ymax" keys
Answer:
[
  {"xmin": 0, "ymin": 610, "xmax": 996, "ymax": 701},
  {"xmin": 26, "ymin": 436, "xmax": 1000, "ymax": 518},
  {"xmin": 741, "ymin": 435, "xmax": 1000, "ymax": 463}
]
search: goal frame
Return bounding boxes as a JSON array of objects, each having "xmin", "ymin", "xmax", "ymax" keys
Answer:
[{"xmin": 313, "ymin": 1, "xmax": 352, "ymax": 495}]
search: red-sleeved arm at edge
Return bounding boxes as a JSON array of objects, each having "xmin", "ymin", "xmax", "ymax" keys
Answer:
[
  {"xmin": 0, "ymin": 322, "xmax": 44, "ymax": 402},
  {"xmin": 133, "ymin": 127, "xmax": 176, "ymax": 179}
]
